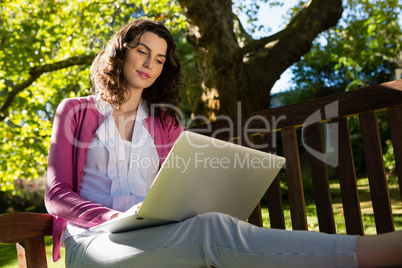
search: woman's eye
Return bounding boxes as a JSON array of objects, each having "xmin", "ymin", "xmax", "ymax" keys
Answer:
[
  {"xmin": 138, "ymin": 50, "xmax": 147, "ymax": 55},
  {"xmin": 156, "ymin": 59, "xmax": 163, "ymax": 65}
]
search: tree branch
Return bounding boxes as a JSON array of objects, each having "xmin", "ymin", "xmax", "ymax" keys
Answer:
[
  {"xmin": 239, "ymin": 0, "xmax": 320, "ymax": 55},
  {"xmin": 233, "ymin": 14, "xmax": 254, "ymax": 47},
  {"xmin": 29, "ymin": 54, "xmax": 95, "ymax": 76},
  {"xmin": 238, "ymin": 0, "xmax": 342, "ymax": 111},
  {"xmin": 0, "ymin": 54, "xmax": 95, "ymax": 121}
]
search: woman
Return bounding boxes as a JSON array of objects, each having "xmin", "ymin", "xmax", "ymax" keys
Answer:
[{"xmin": 45, "ymin": 19, "xmax": 402, "ymax": 267}]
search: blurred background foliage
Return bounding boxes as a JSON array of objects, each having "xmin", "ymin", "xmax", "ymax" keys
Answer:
[
  {"xmin": 0, "ymin": 0, "xmax": 190, "ymax": 195},
  {"xmin": 1, "ymin": 0, "xmax": 402, "ymax": 212}
]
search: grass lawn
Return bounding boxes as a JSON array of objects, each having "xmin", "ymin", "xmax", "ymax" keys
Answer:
[
  {"xmin": 0, "ymin": 236, "xmax": 65, "ymax": 268},
  {"xmin": 261, "ymin": 177, "xmax": 402, "ymax": 235},
  {"xmin": 1, "ymin": 178, "xmax": 401, "ymax": 267}
]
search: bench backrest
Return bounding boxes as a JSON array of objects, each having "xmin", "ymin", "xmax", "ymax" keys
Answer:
[
  {"xmin": 0, "ymin": 212, "xmax": 53, "ymax": 267},
  {"xmin": 189, "ymin": 79, "xmax": 402, "ymax": 235}
]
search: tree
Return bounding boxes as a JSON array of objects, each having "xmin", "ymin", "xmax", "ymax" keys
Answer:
[
  {"xmin": 1, "ymin": 0, "xmax": 343, "ymax": 191},
  {"xmin": 178, "ymin": 0, "xmax": 343, "ymax": 117}
]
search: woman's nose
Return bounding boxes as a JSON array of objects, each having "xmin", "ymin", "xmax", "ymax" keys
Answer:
[{"xmin": 143, "ymin": 57, "xmax": 152, "ymax": 69}]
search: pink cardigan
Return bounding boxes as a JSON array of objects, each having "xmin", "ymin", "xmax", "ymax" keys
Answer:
[{"xmin": 45, "ymin": 95, "xmax": 183, "ymax": 262}]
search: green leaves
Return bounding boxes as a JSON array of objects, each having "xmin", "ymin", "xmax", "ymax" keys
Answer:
[
  {"xmin": 0, "ymin": 0, "xmax": 189, "ymax": 191},
  {"xmin": 283, "ymin": 0, "xmax": 402, "ymax": 102}
]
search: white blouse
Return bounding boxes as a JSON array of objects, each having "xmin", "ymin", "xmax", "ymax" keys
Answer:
[{"xmin": 63, "ymin": 99, "xmax": 159, "ymax": 239}]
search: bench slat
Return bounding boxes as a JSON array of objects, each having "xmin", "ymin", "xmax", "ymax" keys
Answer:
[
  {"xmin": 259, "ymin": 133, "xmax": 286, "ymax": 229},
  {"xmin": 266, "ymin": 176, "xmax": 286, "ymax": 229},
  {"xmin": 253, "ymin": 133, "xmax": 286, "ymax": 229},
  {"xmin": 239, "ymin": 134, "xmax": 264, "ymax": 227},
  {"xmin": 359, "ymin": 112, "xmax": 395, "ymax": 234},
  {"xmin": 336, "ymin": 117, "xmax": 364, "ymax": 235},
  {"xmin": 281, "ymin": 127, "xmax": 308, "ymax": 230},
  {"xmin": 305, "ymin": 123, "xmax": 336, "ymax": 234},
  {"xmin": 387, "ymin": 107, "xmax": 402, "ymax": 201},
  {"xmin": 248, "ymin": 203, "xmax": 263, "ymax": 227}
]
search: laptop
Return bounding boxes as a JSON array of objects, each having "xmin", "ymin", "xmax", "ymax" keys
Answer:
[{"xmin": 90, "ymin": 130, "xmax": 286, "ymax": 233}]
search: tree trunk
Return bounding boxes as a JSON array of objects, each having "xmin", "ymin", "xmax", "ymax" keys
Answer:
[{"xmin": 178, "ymin": 0, "xmax": 343, "ymax": 117}]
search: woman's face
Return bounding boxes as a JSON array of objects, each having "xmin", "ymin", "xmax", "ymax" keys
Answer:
[{"xmin": 123, "ymin": 31, "xmax": 168, "ymax": 93}]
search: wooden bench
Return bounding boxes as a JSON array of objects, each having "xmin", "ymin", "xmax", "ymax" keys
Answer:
[
  {"xmin": 190, "ymin": 79, "xmax": 402, "ymax": 236},
  {"xmin": 1, "ymin": 79, "xmax": 402, "ymax": 267}
]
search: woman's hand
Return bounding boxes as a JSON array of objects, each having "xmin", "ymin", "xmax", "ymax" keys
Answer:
[
  {"xmin": 110, "ymin": 213, "xmax": 121, "ymax": 219},
  {"xmin": 108, "ymin": 202, "xmax": 142, "ymax": 220}
]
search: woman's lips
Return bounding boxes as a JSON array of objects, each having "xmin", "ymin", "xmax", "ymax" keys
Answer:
[{"xmin": 137, "ymin": 70, "xmax": 150, "ymax": 79}]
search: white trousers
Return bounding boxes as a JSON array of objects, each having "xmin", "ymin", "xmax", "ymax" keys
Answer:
[{"xmin": 64, "ymin": 212, "xmax": 358, "ymax": 268}]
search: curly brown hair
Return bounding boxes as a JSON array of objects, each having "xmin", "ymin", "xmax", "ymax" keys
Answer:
[{"xmin": 90, "ymin": 19, "xmax": 184, "ymax": 126}]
